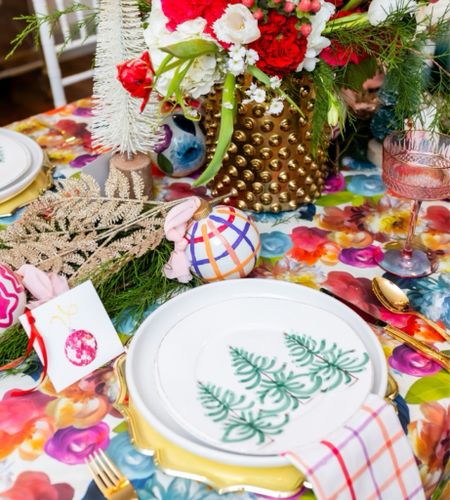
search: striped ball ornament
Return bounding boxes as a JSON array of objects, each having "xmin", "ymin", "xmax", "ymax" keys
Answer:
[{"xmin": 185, "ymin": 205, "xmax": 260, "ymax": 282}]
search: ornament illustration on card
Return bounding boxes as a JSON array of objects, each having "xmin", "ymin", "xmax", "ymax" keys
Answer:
[{"xmin": 19, "ymin": 280, "xmax": 124, "ymax": 392}]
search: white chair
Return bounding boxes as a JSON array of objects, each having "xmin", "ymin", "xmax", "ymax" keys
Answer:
[{"xmin": 32, "ymin": 0, "xmax": 98, "ymax": 107}]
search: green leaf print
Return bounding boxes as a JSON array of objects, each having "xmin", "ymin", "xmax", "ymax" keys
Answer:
[
  {"xmin": 285, "ymin": 333, "xmax": 369, "ymax": 392},
  {"xmin": 229, "ymin": 346, "xmax": 277, "ymax": 389},
  {"xmin": 405, "ymin": 371, "xmax": 450, "ymax": 404},
  {"xmin": 197, "ymin": 382, "xmax": 254, "ymax": 422},
  {"xmin": 257, "ymin": 367, "xmax": 322, "ymax": 413},
  {"xmin": 222, "ymin": 410, "xmax": 289, "ymax": 444}
]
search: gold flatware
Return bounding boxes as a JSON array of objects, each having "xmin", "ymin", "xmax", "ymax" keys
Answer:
[
  {"xmin": 86, "ymin": 449, "xmax": 138, "ymax": 500},
  {"xmin": 320, "ymin": 288, "xmax": 450, "ymax": 372},
  {"xmin": 372, "ymin": 276, "xmax": 450, "ymax": 343}
]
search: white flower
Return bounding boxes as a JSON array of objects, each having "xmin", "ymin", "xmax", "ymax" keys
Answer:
[
  {"xmin": 253, "ymin": 88, "xmax": 267, "ymax": 103},
  {"xmin": 144, "ymin": 0, "xmax": 221, "ymax": 99},
  {"xmin": 227, "ymin": 58, "xmax": 245, "ymax": 76},
  {"xmin": 213, "ymin": 4, "xmax": 261, "ymax": 45},
  {"xmin": 245, "ymin": 49, "xmax": 259, "ymax": 65},
  {"xmin": 368, "ymin": 0, "xmax": 417, "ymax": 26},
  {"xmin": 269, "ymin": 76, "xmax": 281, "ymax": 89},
  {"xmin": 416, "ymin": 0, "xmax": 450, "ymax": 27},
  {"xmin": 297, "ymin": 1, "xmax": 335, "ymax": 72},
  {"xmin": 244, "ymin": 83, "xmax": 266, "ymax": 104},
  {"xmin": 229, "ymin": 44, "xmax": 247, "ymax": 61},
  {"xmin": 268, "ymin": 98, "xmax": 284, "ymax": 115}
]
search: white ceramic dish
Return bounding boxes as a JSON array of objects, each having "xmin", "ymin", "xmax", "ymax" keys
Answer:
[
  {"xmin": 126, "ymin": 279, "xmax": 387, "ymax": 468},
  {"xmin": 0, "ymin": 129, "xmax": 43, "ymax": 202},
  {"xmin": 0, "ymin": 132, "xmax": 31, "ymax": 189}
]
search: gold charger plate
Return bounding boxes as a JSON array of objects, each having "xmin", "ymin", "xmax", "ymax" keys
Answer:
[
  {"xmin": 0, "ymin": 155, "xmax": 54, "ymax": 218},
  {"xmin": 113, "ymin": 355, "xmax": 399, "ymax": 497},
  {"xmin": 113, "ymin": 354, "xmax": 305, "ymax": 497}
]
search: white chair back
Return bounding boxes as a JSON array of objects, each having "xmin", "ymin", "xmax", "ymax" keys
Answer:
[{"xmin": 32, "ymin": 0, "xmax": 98, "ymax": 107}]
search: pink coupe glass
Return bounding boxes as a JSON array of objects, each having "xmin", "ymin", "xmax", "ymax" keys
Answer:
[{"xmin": 377, "ymin": 130, "xmax": 450, "ymax": 277}]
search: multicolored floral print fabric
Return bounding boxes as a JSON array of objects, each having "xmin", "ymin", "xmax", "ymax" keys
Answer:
[{"xmin": 0, "ymin": 99, "xmax": 449, "ymax": 499}]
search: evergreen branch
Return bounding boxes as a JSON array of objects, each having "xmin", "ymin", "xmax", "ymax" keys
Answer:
[
  {"xmin": 0, "ymin": 239, "xmax": 201, "ymax": 368},
  {"xmin": 7, "ymin": 3, "xmax": 98, "ymax": 59}
]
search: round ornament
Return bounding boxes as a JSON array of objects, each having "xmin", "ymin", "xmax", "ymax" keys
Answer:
[
  {"xmin": 185, "ymin": 201, "xmax": 260, "ymax": 282},
  {"xmin": 0, "ymin": 264, "xmax": 26, "ymax": 335},
  {"xmin": 151, "ymin": 113, "xmax": 206, "ymax": 178},
  {"xmin": 64, "ymin": 329, "xmax": 98, "ymax": 366}
]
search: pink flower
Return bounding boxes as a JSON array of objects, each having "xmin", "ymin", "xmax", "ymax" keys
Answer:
[
  {"xmin": 0, "ymin": 471, "xmax": 74, "ymax": 500},
  {"xmin": 323, "ymin": 271, "xmax": 380, "ymax": 316},
  {"xmin": 423, "ymin": 205, "xmax": 450, "ymax": 232},
  {"xmin": 323, "ymin": 172, "xmax": 346, "ymax": 193}
]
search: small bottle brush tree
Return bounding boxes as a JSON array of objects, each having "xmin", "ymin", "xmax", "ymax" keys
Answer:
[{"xmin": 91, "ymin": 0, "xmax": 162, "ymax": 194}]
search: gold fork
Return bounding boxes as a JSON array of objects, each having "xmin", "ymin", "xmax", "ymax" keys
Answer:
[{"xmin": 86, "ymin": 449, "xmax": 138, "ymax": 500}]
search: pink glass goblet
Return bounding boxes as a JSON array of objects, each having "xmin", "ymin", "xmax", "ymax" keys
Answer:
[{"xmin": 377, "ymin": 130, "xmax": 450, "ymax": 278}]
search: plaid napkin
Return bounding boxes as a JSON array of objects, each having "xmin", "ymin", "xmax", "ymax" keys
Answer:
[{"xmin": 282, "ymin": 394, "xmax": 425, "ymax": 500}]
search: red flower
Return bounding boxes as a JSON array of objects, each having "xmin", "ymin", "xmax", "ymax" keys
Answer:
[
  {"xmin": 161, "ymin": 0, "xmax": 229, "ymax": 33},
  {"xmin": 117, "ymin": 51, "xmax": 154, "ymax": 112},
  {"xmin": 249, "ymin": 11, "xmax": 307, "ymax": 76},
  {"xmin": 321, "ymin": 40, "xmax": 367, "ymax": 67}
]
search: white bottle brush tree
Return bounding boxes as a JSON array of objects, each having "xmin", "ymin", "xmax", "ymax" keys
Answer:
[{"xmin": 91, "ymin": 0, "xmax": 162, "ymax": 156}]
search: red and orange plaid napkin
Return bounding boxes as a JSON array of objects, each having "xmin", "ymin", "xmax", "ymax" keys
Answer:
[{"xmin": 283, "ymin": 394, "xmax": 425, "ymax": 500}]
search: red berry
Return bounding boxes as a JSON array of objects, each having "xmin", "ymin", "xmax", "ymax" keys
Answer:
[
  {"xmin": 310, "ymin": 0, "xmax": 321, "ymax": 13},
  {"xmin": 297, "ymin": 0, "xmax": 312, "ymax": 13},
  {"xmin": 284, "ymin": 1, "xmax": 296, "ymax": 13},
  {"xmin": 253, "ymin": 8, "xmax": 264, "ymax": 20},
  {"xmin": 242, "ymin": 0, "xmax": 254, "ymax": 7},
  {"xmin": 300, "ymin": 23, "xmax": 312, "ymax": 37}
]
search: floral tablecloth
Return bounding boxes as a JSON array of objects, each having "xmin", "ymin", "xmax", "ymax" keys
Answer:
[{"xmin": 0, "ymin": 98, "xmax": 449, "ymax": 500}]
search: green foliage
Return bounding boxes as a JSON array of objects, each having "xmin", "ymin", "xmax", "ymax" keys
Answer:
[
  {"xmin": 7, "ymin": 3, "xmax": 98, "ymax": 59},
  {"xmin": 285, "ymin": 333, "xmax": 369, "ymax": 392},
  {"xmin": 194, "ymin": 72, "xmax": 236, "ymax": 187},
  {"xmin": 311, "ymin": 61, "xmax": 337, "ymax": 152},
  {"xmin": 197, "ymin": 382, "xmax": 253, "ymax": 422},
  {"xmin": 342, "ymin": 57, "xmax": 378, "ymax": 91},
  {"xmin": 0, "ymin": 239, "xmax": 201, "ymax": 368}
]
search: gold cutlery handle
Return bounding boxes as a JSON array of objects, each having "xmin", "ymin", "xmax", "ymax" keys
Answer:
[
  {"xmin": 385, "ymin": 325, "xmax": 450, "ymax": 372},
  {"xmin": 415, "ymin": 312, "xmax": 450, "ymax": 344}
]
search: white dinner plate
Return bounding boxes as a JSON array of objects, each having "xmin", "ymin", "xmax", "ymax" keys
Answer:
[
  {"xmin": 126, "ymin": 279, "xmax": 387, "ymax": 468},
  {"xmin": 0, "ymin": 129, "xmax": 44, "ymax": 202},
  {"xmin": 0, "ymin": 132, "xmax": 31, "ymax": 189}
]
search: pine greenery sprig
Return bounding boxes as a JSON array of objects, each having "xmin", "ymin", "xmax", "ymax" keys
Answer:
[
  {"xmin": 7, "ymin": 3, "xmax": 98, "ymax": 59},
  {"xmin": 0, "ymin": 239, "xmax": 201, "ymax": 368}
]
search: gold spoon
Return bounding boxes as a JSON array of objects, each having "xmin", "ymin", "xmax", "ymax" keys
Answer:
[{"xmin": 372, "ymin": 277, "xmax": 450, "ymax": 343}]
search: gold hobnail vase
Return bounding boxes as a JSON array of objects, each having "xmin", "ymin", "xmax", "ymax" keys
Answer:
[{"xmin": 204, "ymin": 78, "xmax": 329, "ymax": 213}]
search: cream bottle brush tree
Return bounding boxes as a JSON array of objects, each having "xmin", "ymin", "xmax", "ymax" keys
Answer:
[{"xmin": 91, "ymin": 0, "xmax": 162, "ymax": 158}]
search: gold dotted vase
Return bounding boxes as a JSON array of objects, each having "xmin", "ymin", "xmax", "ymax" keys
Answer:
[{"xmin": 204, "ymin": 79, "xmax": 329, "ymax": 213}]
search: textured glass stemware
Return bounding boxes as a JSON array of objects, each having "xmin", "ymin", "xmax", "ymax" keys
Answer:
[{"xmin": 377, "ymin": 131, "xmax": 450, "ymax": 278}]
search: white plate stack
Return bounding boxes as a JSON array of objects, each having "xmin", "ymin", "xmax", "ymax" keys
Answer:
[{"xmin": 0, "ymin": 128, "xmax": 44, "ymax": 203}]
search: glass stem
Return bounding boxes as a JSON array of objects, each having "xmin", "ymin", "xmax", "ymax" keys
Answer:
[{"xmin": 403, "ymin": 200, "xmax": 422, "ymax": 258}]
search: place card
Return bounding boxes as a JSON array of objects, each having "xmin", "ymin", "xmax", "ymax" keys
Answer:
[{"xmin": 19, "ymin": 280, "xmax": 124, "ymax": 392}]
